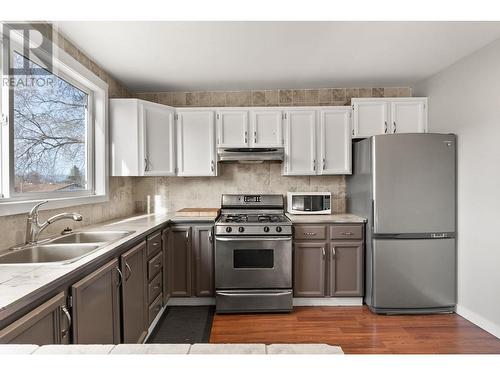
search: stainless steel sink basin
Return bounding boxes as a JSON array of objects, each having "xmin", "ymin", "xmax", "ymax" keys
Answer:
[
  {"xmin": 0, "ymin": 244, "xmax": 100, "ymax": 264},
  {"xmin": 50, "ymin": 230, "xmax": 134, "ymax": 244}
]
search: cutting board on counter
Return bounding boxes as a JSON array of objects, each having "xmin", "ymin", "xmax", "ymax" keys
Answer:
[{"xmin": 176, "ymin": 208, "xmax": 220, "ymax": 217}]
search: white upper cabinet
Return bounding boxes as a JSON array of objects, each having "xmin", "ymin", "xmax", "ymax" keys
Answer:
[
  {"xmin": 110, "ymin": 99, "xmax": 175, "ymax": 176},
  {"xmin": 352, "ymin": 97, "xmax": 428, "ymax": 138},
  {"xmin": 390, "ymin": 98, "xmax": 428, "ymax": 134},
  {"xmin": 283, "ymin": 109, "xmax": 317, "ymax": 176},
  {"xmin": 318, "ymin": 107, "xmax": 352, "ymax": 175},
  {"xmin": 141, "ymin": 101, "xmax": 176, "ymax": 176},
  {"xmin": 250, "ymin": 109, "xmax": 283, "ymax": 147},
  {"xmin": 216, "ymin": 110, "xmax": 249, "ymax": 147},
  {"xmin": 176, "ymin": 110, "xmax": 217, "ymax": 176},
  {"xmin": 352, "ymin": 99, "xmax": 389, "ymax": 138}
]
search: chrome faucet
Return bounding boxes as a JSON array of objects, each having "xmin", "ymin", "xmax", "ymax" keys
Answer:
[{"xmin": 25, "ymin": 201, "xmax": 83, "ymax": 245}]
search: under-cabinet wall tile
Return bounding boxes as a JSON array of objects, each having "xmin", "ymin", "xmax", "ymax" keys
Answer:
[{"xmin": 371, "ymin": 87, "xmax": 384, "ymax": 97}]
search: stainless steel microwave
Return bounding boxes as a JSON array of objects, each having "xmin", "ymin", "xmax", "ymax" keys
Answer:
[{"xmin": 287, "ymin": 192, "xmax": 331, "ymax": 215}]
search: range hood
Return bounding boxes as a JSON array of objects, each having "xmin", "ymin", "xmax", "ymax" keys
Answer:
[{"xmin": 218, "ymin": 147, "xmax": 284, "ymax": 162}]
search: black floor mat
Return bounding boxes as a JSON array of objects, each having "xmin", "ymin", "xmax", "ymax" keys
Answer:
[{"xmin": 147, "ymin": 306, "xmax": 215, "ymax": 344}]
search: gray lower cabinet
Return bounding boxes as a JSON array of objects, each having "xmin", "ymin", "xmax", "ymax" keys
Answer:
[
  {"xmin": 162, "ymin": 228, "xmax": 172, "ymax": 304},
  {"xmin": 121, "ymin": 241, "xmax": 148, "ymax": 343},
  {"xmin": 71, "ymin": 258, "xmax": 121, "ymax": 344},
  {"xmin": 170, "ymin": 223, "xmax": 214, "ymax": 298},
  {"xmin": 329, "ymin": 241, "xmax": 364, "ymax": 296},
  {"xmin": 293, "ymin": 242, "xmax": 327, "ymax": 297},
  {"xmin": 171, "ymin": 226, "xmax": 192, "ymax": 297},
  {"xmin": 193, "ymin": 226, "xmax": 214, "ymax": 297},
  {"xmin": 293, "ymin": 223, "xmax": 364, "ymax": 298},
  {"xmin": 0, "ymin": 291, "xmax": 70, "ymax": 344}
]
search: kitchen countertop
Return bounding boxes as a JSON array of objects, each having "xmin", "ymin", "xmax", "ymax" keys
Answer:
[
  {"xmin": 286, "ymin": 213, "xmax": 367, "ymax": 223},
  {"xmin": 0, "ymin": 212, "xmax": 217, "ymax": 322}
]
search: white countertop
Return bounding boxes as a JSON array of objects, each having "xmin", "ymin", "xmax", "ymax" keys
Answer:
[
  {"xmin": 0, "ymin": 212, "xmax": 217, "ymax": 320},
  {"xmin": 286, "ymin": 213, "xmax": 366, "ymax": 223}
]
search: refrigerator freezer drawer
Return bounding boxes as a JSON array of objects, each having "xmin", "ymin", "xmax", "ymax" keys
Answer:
[{"xmin": 372, "ymin": 238, "xmax": 456, "ymax": 310}]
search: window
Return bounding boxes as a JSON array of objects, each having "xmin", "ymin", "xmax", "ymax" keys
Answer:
[
  {"xmin": 12, "ymin": 52, "xmax": 91, "ymax": 195},
  {"xmin": 0, "ymin": 27, "xmax": 109, "ymax": 216}
]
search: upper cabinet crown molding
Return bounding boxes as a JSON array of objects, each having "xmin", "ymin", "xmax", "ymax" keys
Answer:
[
  {"xmin": 352, "ymin": 97, "xmax": 427, "ymax": 138},
  {"xmin": 110, "ymin": 98, "xmax": 176, "ymax": 177}
]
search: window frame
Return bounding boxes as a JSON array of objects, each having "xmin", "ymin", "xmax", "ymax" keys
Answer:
[{"xmin": 0, "ymin": 27, "xmax": 109, "ymax": 216}]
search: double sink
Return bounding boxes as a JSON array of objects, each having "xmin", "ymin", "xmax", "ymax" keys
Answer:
[{"xmin": 0, "ymin": 230, "xmax": 134, "ymax": 265}]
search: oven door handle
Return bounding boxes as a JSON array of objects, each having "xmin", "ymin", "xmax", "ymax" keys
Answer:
[
  {"xmin": 215, "ymin": 236, "xmax": 292, "ymax": 241},
  {"xmin": 217, "ymin": 291, "xmax": 292, "ymax": 297}
]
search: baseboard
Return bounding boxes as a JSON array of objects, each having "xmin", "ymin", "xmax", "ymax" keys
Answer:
[
  {"xmin": 456, "ymin": 304, "xmax": 500, "ymax": 339},
  {"xmin": 167, "ymin": 297, "xmax": 216, "ymax": 306},
  {"xmin": 166, "ymin": 297, "xmax": 363, "ymax": 307},
  {"xmin": 293, "ymin": 297, "xmax": 363, "ymax": 306}
]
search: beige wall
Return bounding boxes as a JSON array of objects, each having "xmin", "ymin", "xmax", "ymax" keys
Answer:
[{"xmin": 0, "ymin": 25, "xmax": 135, "ymax": 250}]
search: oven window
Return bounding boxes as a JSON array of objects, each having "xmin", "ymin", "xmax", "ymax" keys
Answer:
[{"xmin": 233, "ymin": 249, "xmax": 274, "ymax": 268}]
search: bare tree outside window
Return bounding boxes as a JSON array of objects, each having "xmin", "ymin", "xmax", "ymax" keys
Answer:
[{"xmin": 12, "ymin": 52, "xmax": 88, "ymax": 193}]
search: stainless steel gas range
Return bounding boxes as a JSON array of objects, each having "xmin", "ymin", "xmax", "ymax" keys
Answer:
[{"xmin": 214, "ymin": 194, "xmax": 293, "ymax": 313}]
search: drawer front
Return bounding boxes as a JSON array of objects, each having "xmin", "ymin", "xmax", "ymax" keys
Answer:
[
  {"xmin": 146, "ymin": 231, "xmax": 162, "ymax": 258},
  {"xmin": 148, "ymin": 271, "xmax": 163, "ymax": 305},
  {"xmin": 294, "ymin": 225, "xmax": 327, "ymax": 240},
  {"xmin": 148, "ymin": 252, "xmax": 163, "ymax": 280},
  {"xmin": 148, "ymin": 293, "xmax": 163, "ymax": 325},
  {"xmin": 330, "ymin": 225, "xmax": 363, "ymax": 240}
]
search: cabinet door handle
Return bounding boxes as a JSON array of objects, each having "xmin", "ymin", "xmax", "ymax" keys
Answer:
[
  {"xmin": 61, "ymin": 305, "xmax": 72, "ymax": 339},
  {"xmin": 332, "ymin": 247, "xmax": 336, "ymax": 257},
  {"xmin": 322, "ymin": 247, "xmax": 325, "ymax": 258},
  {"xmin": 313, "ymin": 159, "xmax": 316, "ymax": 171},
  {"xmin": 116, "ymin": 267, "xmax": 124, "ymax": 288},
  {"xmin": 211, "ymin": 160, "xmax": 214, "ymax": 172},
  {"xmin": 124, "ymin": 261, "xmax": 132, "ymax": 281},
  {"xmin": 186, "ymin": 230, "xmax": 190, "ymax": 241},
  {"xmin": 208, "ymin": 230, "xmax": 213, "ymax": 243},
  {"xmin": 393, "ymin": 121, "xmax": 397, "ymax": 133},
  {"xmin": 322, "ymin": 158, "xmax": 326, "ymax": 170},
  {"xmin": 254, "ymin": 131, "xmax": 257, "ymax": 144},
  {"xmin": 154, "ymin": 284, "xmax": 160, "ymax": 290},
  {"xmin": 144, "ymin": 158, "xmax": 149, "ymax": 172},
  {"xmin": 244, "ymin": 130, "xmax": 248, "ymax": 144},
  {"xmin": 384, "ymin": 121, "xmax": 388, "ymax": 134}
]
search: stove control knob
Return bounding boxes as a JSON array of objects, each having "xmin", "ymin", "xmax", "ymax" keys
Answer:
[
  {"xmin": 238, "ymin": 226, "xmax": 245, "ymax": 233},
  {"xmin": 264, "ymin": 226, "xmax": 270, "ymax": 233},
  {"xmin": 276, "ymin": 226, "xmax": 282, "ymax": 233},
  {"xmin": 225, "ymin": 227, "xmax": 232, "ymax": 233}
]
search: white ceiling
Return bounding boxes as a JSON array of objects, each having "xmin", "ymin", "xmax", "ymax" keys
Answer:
[{"xmin": 56, "ymin": 21, "xmax": 500, "ymax": 92}]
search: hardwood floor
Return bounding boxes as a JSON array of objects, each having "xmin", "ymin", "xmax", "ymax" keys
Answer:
[{"xmin": 209, "ymin": 306, "xmax": 500, "ymax": 354}]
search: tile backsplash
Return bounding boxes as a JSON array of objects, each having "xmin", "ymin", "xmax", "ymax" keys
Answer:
[
  {"xmin": 134, "ymin": 163, "xmax": 345, "ymax": 214},
  {"xmin": 136, "ymin": 87, "xmax": 412, "ymax": 107}
]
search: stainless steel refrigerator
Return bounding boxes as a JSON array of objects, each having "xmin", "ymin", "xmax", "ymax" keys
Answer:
[{"xmin": 347, "ymin": 133, "xmax": 456, "ymax": 314}]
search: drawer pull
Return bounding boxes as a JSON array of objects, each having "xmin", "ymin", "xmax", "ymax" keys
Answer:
[
  {"xmin": 152, "ymin": 242, "xmax": 159, "ymax": 246},
  {"xmin": 154, "ymin": 263, "xmax": 161, "ymax": 268},
  {"xmin": 342, "ymin": 232, "xmax": 353, "ymax": 235},
  {"xmin": 154, "ymin": 284, "xmax": 160, "ymax": 290},
  {"xmin": 304, "ymin": 232, "xmax": 317, "ymax": 235}
]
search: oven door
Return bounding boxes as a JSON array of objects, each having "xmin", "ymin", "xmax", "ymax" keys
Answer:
[{"xmin": 215, "ymin": 236, "xmax": 292, "ymax": 289}]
